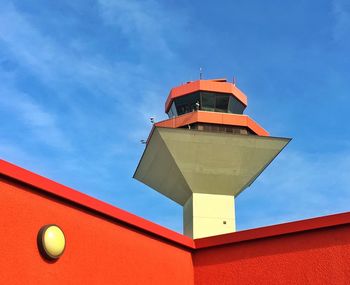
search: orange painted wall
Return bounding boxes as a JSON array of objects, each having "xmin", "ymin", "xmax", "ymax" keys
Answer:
[
  {"xmin": 2, "ymin": 165, "xmax": 350, "ymax": 285},
  {"xmin": 193, "ymin": 225, "xmax": 350, "ymax": 284},
  {"xmin": 0, "ymin": 178, "xmax": 194, "ymax": 285}
]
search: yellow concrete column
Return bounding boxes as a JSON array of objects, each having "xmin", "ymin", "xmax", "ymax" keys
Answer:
[{"xmin": 183, "ymin": 193, "xmax": 235, "ymax": 239}]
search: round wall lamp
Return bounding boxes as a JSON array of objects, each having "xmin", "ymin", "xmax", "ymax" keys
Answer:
[{"xmin": 38, "ymin": 224, "xmax": 66, "ymax": 260}]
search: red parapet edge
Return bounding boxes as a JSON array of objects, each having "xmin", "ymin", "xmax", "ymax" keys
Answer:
[
  {"xmin": 0, "ymin": 159, "xmax": 195, "ymax": 249},
  {"xmin": 194, "ymin": 211, "xmax": 350, "ymax": 249},
  {"xmin": 2, "ymin": 159, "xmax": 350, "ymax": 251}
]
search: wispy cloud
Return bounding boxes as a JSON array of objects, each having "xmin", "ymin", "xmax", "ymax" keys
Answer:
[
  {"xmin": 0, "ymin": 2, "xmax": 140, "ymax": 99},
  {"xmin": 2, "ymin": 0, "xmax": 347, "ymax": 235},
  {"xmin": 237, "ymin": 149, "xmax": 350, "ymax": 229},
  {"xmin": 0, "ymin": 84, "xmax": 72, "ymax": 150},
  {"xmin": 0, "ymin": 142, "xmax": 31, "ymax": 163},
  {"xmin": 98, "ymin": 0, "xmax": 176, "ymax": 58},
  {"xmin": 332, "ymin": 0, "xmax": 350, "ymax": 46},
  {"xmin": 0, "ymin": 2, "xmax": 167, "ymax": 153},
  {"xmin": 0, "ymin": 1, "xmax": 186, "ymax": 228},
  {"xmin": 0, "ymin": 1, "xmax": 182, "ymax": 132}
]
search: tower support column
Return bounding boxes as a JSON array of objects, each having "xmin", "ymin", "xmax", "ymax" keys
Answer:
[{"xmin": 183, "ymin": 193, "xmax": 235, "ymax": 239}]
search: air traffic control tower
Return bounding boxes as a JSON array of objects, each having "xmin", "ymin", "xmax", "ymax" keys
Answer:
[{"xmin": 134, "ymin": 78, "xmax": 290, "ymax": 239}]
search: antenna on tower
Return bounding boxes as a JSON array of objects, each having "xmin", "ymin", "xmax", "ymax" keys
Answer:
[
  {"xmin": 199, "ymin": 67, "xmax": 203, "ymax": 80},
  {"xmin": 232, "ymin": 75, "xmax": 236, "ymax": 86}
]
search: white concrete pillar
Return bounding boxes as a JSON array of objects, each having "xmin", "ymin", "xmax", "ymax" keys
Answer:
[{"xmin": 183, "ymin": 193, "xmax": 235, "ymax": 239}]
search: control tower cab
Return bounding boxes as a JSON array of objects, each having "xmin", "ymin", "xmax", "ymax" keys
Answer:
[{"xmin": 134, "ymin": 78, "xmax": 290, "ymax": 239}]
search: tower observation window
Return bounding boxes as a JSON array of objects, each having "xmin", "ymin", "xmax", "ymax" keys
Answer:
[
  {"xmin": 174, "ymin": 92, "xmax": 200, "ymax": 116},
  {"xmin": 214, "ymin": 94, "xmax": 229, "ymax": 112},
  {"xmin": 167, "ymin": 91, "xmax": 246, "ymax": 118},
  {"xmin": 200, "ymin": 92, "xmax": 245, "ymax": 114},
  {"xmin": 228, "ymin": 96, "xmax": 245, "ymax": 114},
  {"xmin": 201, "ymin": 92, "xmax": 216, "ymax": 112}
]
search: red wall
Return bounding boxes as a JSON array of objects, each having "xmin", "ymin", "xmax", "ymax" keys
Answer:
[
  {"xmin": 0, "ymin": 178, "xmax": 194, "ymax": 285},
  {"xmin": 193, "ymin": 224, "xmax": 350, "ymax": 284},
  {"xmin": 2, "ymin": 170, "xmax": 350, "ymax": 285}
]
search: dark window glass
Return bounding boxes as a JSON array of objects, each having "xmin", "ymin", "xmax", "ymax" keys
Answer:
[
  {"xmin": 200, "ymin": 92, "xmax": 215, "ymax": 112},
  {"xmin": 170, "ymin": 102, "xmax": 177, "ymax": 117},
  {"xmin": 215, "ymin": 94, "xmax": 229, "ymax": 112},
  {"xmin": 167, "ymin": 102, "xmax": 179, "ymax": 118},
  {"xmin": 228, "ymin": 96, "xmax": 245, "ymax": 114},
  {"xmin": 167, "ymin": 109, "xmax": 173, "ymax": 118},
  {"xmin": 174, "ymin": 92, "xmax": 200, "ymax": 116},
  {"xmin": 170, "ymin": 91, "xmax": 245, "ymax": 116}
]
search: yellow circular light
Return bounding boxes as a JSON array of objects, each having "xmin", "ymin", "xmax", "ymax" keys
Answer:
[{"xmin": 39, "ymin": 225, "xmax": 66, "ymax": 259}]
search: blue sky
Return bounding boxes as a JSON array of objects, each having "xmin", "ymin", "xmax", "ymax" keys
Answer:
[{"xmin": 1, "ymin": 0, "xmax": 350, "ymax": 233}]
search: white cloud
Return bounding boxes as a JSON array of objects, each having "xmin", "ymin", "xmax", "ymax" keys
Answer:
[
  {"xmin": 0, "ymin": 84, "xmax": 72, "ymax": 150},
  {"xmin": 0, "ymin": 3, "xmax": 56, "ymax": 80},
  {"xmin": 0, "ymin": 2, "xmax": 167, "ymax": 151},
  {"xmin": 332, "ymin": 0, "xmax": 350, "ymax": 45},
  {"xmin": 98, "ymin": 0, "xmax": 175, "ymax": 57},
  {"xmin": 0, "ymin": 2, "xmax": 140, "ymax": 99},
  {"xmin": 237, "ymin": 148, "xmax": 350, "ymax": 229},
  {"xmin": 0, "ymin": 142, "xmax": 30, "ymax": 162},
  {"xmin": 0, "ymin": 1, "xmax": 182, "ymax": 124},
  {"xmin": 0, "ymin": 1, "xmax": 348, "ymax": 234}
]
